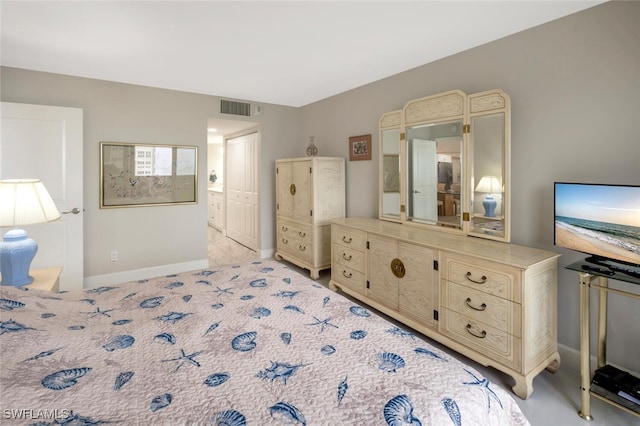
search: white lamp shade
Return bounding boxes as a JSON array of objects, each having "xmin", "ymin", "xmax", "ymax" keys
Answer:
[
  {"xmin": 475, "ymin": 176, "xmax": 502, "ymax": 194},
  {"xmin": 0, "ymin": 179, "xmax": 61, "ymax": 227}
]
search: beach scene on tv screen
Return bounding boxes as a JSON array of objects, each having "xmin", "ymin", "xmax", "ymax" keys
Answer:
[{"xmin": 555, "ymin": 184, "xmax": 640, "ymax": 264}]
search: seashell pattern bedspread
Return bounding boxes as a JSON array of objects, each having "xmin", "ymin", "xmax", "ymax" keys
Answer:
[{"xmin": 0, "ymin": 260, "xmax": 529, "ymax": 425}]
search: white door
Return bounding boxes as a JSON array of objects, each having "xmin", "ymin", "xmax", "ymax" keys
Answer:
[
  {"xmin": 411, "ymin": 139, "xmax": 438, "ymax": 222},
  {"xmin": 1, "ymin": 102, "xmax": 83, "ymax": 291},
  {"xmin": 226, "ymin": 133, "xmax": 259, "ymax": 250}
]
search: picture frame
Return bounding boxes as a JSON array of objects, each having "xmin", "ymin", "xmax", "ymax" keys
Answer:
[
  {"xmin": 349, "ymin": 134, "xmax": 372, "ymax": 161},
  {"xmin": 100, "ymin": 141, "xmax": 198, "ymax": 208}
]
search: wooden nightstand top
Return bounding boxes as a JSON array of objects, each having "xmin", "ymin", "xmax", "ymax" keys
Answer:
[{"xmin": 26, "ymin": 267, "xmax": 63, "ymax": 292}]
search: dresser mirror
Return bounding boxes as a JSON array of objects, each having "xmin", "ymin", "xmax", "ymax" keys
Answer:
[
  {"xmin": 378, "ymin": 89, "xmax": 511, "ymax": 242},
  {"xmin": 379, "ymin": 111, "xmax": 402, "ymax": 221}
]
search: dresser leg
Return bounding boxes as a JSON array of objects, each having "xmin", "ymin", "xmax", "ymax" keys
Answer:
[
  {"xmin": 512, "ymin": 374, "xmax": 533, "ymax": 400},
  {"xmin": 545, "ymin": 353, "xmax": 561, "ymax": 373}
]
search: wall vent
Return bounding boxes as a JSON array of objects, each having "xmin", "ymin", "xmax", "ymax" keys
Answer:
[{"xmin": 220, "ymin": 100, "xmax": 251, "ymax": 117}]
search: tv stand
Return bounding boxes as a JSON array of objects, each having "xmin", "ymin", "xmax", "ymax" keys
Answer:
[
  {"xmin": 584, "ymin": 257, "xmax": 640, "ymax": 280},
  {"xmin": 567, "ymin": 260, "xmax": 640, "ymax": 421}
]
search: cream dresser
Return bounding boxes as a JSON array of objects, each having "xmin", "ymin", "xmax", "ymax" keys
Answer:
[
  {"xmin": 275, "ymin": 157, "xmax": 345, "ymax": 279},
  {"xmin": 329, "ymin": 217, "xmax": 560, "ymax": 399}
]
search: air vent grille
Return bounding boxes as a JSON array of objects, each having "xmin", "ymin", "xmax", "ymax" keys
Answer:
[{"xmin": 221, "ymin": 100, "xmax": 251, "ymax": 117}]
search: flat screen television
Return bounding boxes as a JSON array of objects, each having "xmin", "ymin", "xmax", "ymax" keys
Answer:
[{"xmin": 554, "ymin": 182, "xmax": 640, "ymax": 268}]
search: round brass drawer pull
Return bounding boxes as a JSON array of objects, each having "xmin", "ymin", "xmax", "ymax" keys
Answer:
[
  {"xmin": 466, "ymin": 324, "xmax": 487, "ymax": 339},
  {"xmin": 342, "ymin": 253, "xmax": 352, "ymax": 261},
  {"xmin": 342, "ymin": 236, "xmax": 352, "ymax": 243},
  {"xmin": 289, "ymin": 183, "xmax": 296, "ymax": 196},
  {"xmin": 342, "ymin": 270, "xmax": 352, "ymax": 278},
  {"xmin": 465, "ymin": 298, "xmax": 487, "ymax": 311},
  {"xmin": 391, "ymin": 258, "xmax": 405, "ymax": 278},
  {"xmin": 465, "ymin": 271, "xmax": 487, "ymax": 284}
]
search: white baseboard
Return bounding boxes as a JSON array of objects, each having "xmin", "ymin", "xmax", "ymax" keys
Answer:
[
  {"xmin": 556, "ymin": 342, "xmax": 640, "ymax": 378},
  {"xmin": 83, "ymin": 258, "xmax": 210, "ymax": 289},
  {"xmin": 260, "ymin": 248, "xmax": 274, "ymax": 259}
]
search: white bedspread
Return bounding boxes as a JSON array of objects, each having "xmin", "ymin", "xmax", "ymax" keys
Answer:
[{"xmin": 0, "ymin": 260, "xmax": 529, "ymax": 425}]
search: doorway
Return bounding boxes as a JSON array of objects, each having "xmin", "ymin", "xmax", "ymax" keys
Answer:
[{"xmin": 206, "ymin": 118, "xmax": 259, "ymax": 264}]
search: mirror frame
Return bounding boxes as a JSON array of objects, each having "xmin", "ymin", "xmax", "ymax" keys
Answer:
[
  {"xmin": 378, "ymin": 89, "xmax": 511, "ymax": 242},
  {"xmin": 100, "ymin": 141, "xmax": 198, "ymax": 209}
]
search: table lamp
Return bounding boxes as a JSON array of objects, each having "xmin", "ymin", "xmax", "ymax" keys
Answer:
[
  {"xmin": 0, "ymin": 179, "xmax": 61, "ymax": 286},
  {"xmin": 475, "ymin": 176, "xmax": 501, "ymax": 218}
]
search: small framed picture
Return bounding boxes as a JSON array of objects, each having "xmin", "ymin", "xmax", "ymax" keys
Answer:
[{"xmin": 349, "ymin": 134, "xmax": 372, "ymax": 161}]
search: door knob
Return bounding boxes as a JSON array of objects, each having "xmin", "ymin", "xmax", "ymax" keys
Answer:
[{"xmin": 62, "ymin": 208, "xmax": 82, "ymax": 214}]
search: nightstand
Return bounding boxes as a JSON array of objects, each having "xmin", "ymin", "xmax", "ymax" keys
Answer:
[{"xmin": 25, "ymin": 267, "xmax": 63, "ymax": 292}]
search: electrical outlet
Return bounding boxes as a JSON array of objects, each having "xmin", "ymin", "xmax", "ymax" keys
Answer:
[{"xmin": 111, "ymin": 251, "xmax": 118, "ymax": 262}]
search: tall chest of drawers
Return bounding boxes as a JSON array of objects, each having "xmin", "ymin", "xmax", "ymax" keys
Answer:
[
  {"xmin": 329, "ymin": 217, "xmax": 560, "ymax": 399},
  {"xmin": 275, "ymin": 157, "xmax": 345, "ymax": 279}
]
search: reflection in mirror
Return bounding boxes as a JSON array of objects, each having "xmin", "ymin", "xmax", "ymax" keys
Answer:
[
  {"xmin": 381, "ymin": 128, "xmax": 401, "ymax": 219},
  {"xmin": 471, "ymin": 113, "xmax": 505, "ymax": 238},
  {"xmin": 406, "ymin": 120, "xmax": 463, "ymax": 228}
]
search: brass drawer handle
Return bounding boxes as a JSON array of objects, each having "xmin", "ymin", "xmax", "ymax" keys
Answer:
[
  {"xmin": 342, "ymin": 236, "xmax": 352, "ymax": 244},
  {"xmin": 466, "ymin": 324, "xmax": 487, "ymax": 339},
  {"xmin": 281, "ymin": 225, "xmax": 288, "ymax": 231},
  {"xmin": 298, "ymin": 231, "xmax": 306, "ymax": 238},
  {"xmin": 298, "ymin": 245, "xmax": 306, "ymax": 251},
  {"xmin": 465, "ymin": 271, "xmax": 487, "ymax": 284},
  {"xmin": 465, "ymin": 298, "xmax": 487, "ymax": 311},
  {"xmin": 391, "ymin": 258, "xmax": 405, "ymax": 278},
  {"xmin": 289, "ymin": 184, "xmax": 296, "ymax": 195},
  {"xmin": 342, "ymin": 270, "xmax": 352, "ymax": 279},
  {"xmin": 281, "ymin": 238, "xmax": 288, "ymax": 244},
  {"xmin": 342, "ymin": 253, "xmax": 352, "ymax": 261}
]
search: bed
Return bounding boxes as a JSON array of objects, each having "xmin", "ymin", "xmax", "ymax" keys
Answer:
[{"xmin": 0, "ymin": 260, "xmax": 529, "ymax": 425}]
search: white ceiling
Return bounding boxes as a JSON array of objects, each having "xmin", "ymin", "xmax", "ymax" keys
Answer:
[{"xmin": 1, "ymin": 1, "xmax": 604, "ymax": 108}]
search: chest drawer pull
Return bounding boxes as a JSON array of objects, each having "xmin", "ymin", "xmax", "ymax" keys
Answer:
[
  {"xmin": 298, "ymin": 245, "xmax": 307, "ymax": 251},
  {"xmin": 342, "ymin": 253, "xmax": 352, "ymax": 261},
  {"xmin": 281, "ymin": 225, "xmax": 288, "ymax": 231},
  {"xmin": 281, "ymin": 238, "xmax": 288, "ymax": 244},
  {"xmin": 342, "ymin": 236, "xmax": 352, "ymax": 244},
  {"xmin": 466, "ymin": 324, "xmax": 487, "ymax": 339},
  {"xmin": 465, "ymin": 271, "xmax": 487, "ymax": 284},
  {"xmin": 298, "ymin": 231, "xmax": 306, "ymax": 237},
  {"xmin": 342, "ymin": 270, "xmax": 353, "ymax": 279},
  {"xmin": 465, "ymin": 298, "xmax": 487, "ymax": 311}
]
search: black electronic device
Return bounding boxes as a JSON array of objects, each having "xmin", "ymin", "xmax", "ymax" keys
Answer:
[{"xmin": 591, "ymin": 364, "xmax": 640, "ymax": 414}]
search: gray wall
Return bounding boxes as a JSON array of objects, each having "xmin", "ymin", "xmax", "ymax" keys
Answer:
[
  {"xmin": 298, "ymin": 1, "xmax": 640, "ymax": 372},
  {"xmin": 0, "ymin": 69, "xmax": 301, "ymax": 278},
  {"xmin": 1, "ymin": 1, "xmax": 638, "ymax": 371}
]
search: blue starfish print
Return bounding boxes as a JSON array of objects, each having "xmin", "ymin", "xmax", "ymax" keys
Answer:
[
  {"xmin": 82, "ymin": 307, "xmax": 115, "ymax": 318},
  {"xmin": 462, "ymin": 369, "xmax": 503, "ymax": 411},
  {"xmin": 305, "ymin": 316, "xmax": 338, "ymax": 332},
  {"xmin": 162, "ymin": 348, "xmax": 202, "ymax": 372},
  {"xmin": 212, "ymin": 286, "xmax": 234, "ymax": 296}
]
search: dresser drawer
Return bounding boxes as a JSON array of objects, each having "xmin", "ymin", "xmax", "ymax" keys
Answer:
[
  {"xmin": 332, "ymin": 225, "xmax": 366, "ymax": 251},
  {"xmin": 331, "ymin": 263, "xmax": 366, "ymax": 293},
  {"xmin": 440, "ymin": 308, "xmax": 521, "ymax": 371},
  {"xmin": 278, "ymin": 219, "xmax": 311, "ymax": 244},
  {"xmin": 442, "ymin": 281, "xmax": 521, "ymax": 337},
  {"xmin": 332, "ymin": 243, "xmax": 365, "ymax": 272},
  {"xmin": 442, "ymin": 254, "xmax": 521, "ymax": 303},
  {"xmin": 277, "ymin": 231, "xmax": 312, "ymax": 263}
]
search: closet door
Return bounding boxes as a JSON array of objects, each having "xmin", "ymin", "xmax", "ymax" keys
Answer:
[{"xmin": 226, "ymin": 133, "xmax": 259, "ymax": 250}]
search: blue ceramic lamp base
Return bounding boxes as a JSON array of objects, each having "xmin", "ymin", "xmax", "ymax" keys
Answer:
[
  {"xmin": 0, "ymin": 229, "xmax": 38, "ymax": 286},
  {"xmin": 482, "ymin": 195, "xmax": 497, "ymax": 218}
]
